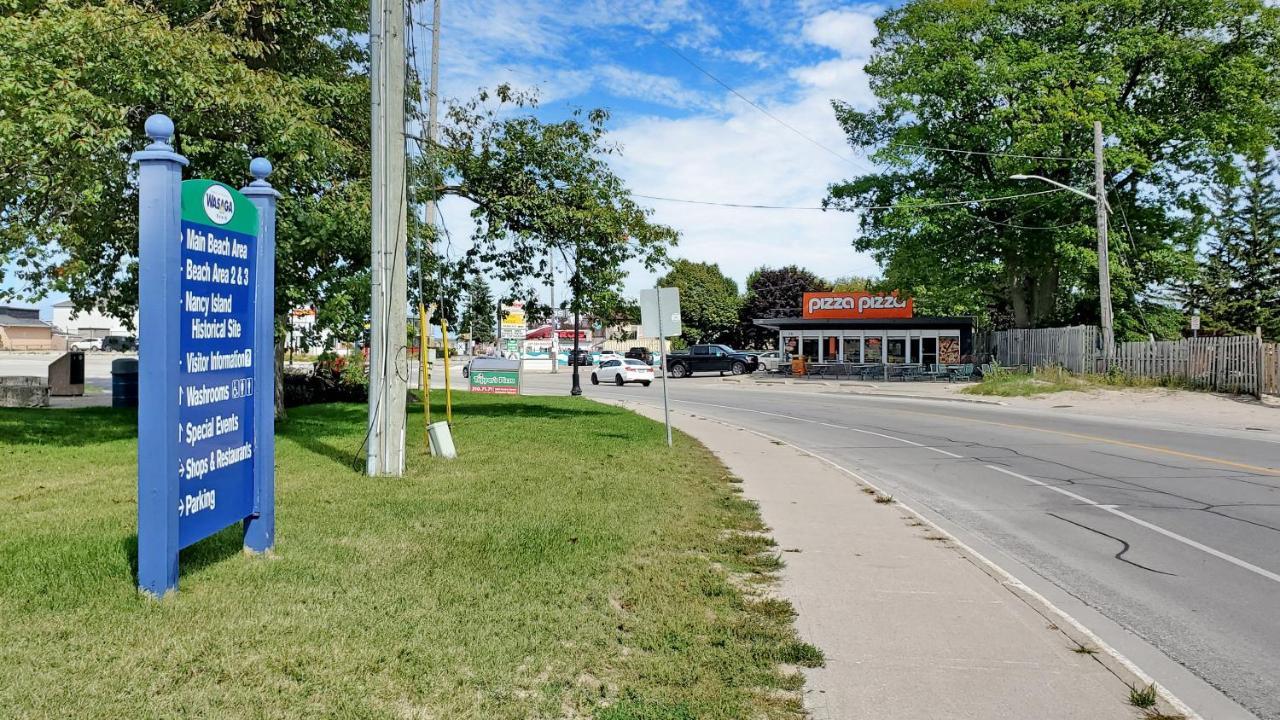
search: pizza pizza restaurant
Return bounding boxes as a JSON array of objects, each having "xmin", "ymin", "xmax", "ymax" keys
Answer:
[{"xmin": 752, "ymin": 292, "xmax": 976, "ymax": 370}]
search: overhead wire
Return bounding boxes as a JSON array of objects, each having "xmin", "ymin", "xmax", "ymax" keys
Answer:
[{"xmin": 635, "ymin": 187, "xmax": 1069, "ymax": 212}]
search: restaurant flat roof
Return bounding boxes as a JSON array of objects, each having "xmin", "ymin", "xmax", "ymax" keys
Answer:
[{"xmin": 752, "ymin": 316, "xmax": 977, "ymax": 330}]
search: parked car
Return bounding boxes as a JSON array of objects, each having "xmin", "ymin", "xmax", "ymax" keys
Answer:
[
  {"xmin": 625, "ymin": 346, "xmax": 655, "ymax": 365},
  {"xmin": 595, "ymin": 351, "xmax": 624, "ymax": 365},
  {"xmin": 591, "ymin": 358, "xmax": 654, "ymax": 387},
  {"xmin": 101, "ymin": 335, "xmax": 137, "ymax": 352},
  {"xmin": 567, "ymin": 348, "xmax": 592, "ymax": 366},
  {"xmin": 755, "ymin": 350, "xmax": 788, "ymax": 373},
  {"xmin": 665, "ymin": 344, "xmax": 759, "ymax": 378},
  {"xmin": 69, "ymin": 337, "xmax": 102, "ymax": 352}
]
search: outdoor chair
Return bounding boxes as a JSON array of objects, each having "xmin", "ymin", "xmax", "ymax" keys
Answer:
[
  {"xmin": 948, "ymin": 363, "xmax": 976, "ymax": 382},
  {"xmin": 921, "ymin": 363, "xmax": 945, "ymax": 381},
  {"xmin": 902, "ymin": 365, "xmax": 924, "ymax": 381}
]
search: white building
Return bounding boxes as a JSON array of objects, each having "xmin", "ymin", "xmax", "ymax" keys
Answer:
[{"xmin": 50, "ymin": 300, "xmax": 136, "ymax": 338}]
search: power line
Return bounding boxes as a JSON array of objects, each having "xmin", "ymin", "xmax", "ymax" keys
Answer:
[
  {"xmin": 884, "ymin": 142, "xmax": 1092, "ymax": 164},
  {"xmin": 637, "ymin": 187, "xmax": 1068, "ymax": 212}
]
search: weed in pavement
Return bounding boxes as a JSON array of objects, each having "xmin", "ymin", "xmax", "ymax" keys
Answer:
[{"xmin": 1129, "ymin": 683, "xmax": 1159, "ymax": 709}]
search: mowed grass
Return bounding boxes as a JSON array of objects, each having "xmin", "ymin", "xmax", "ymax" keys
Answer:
[{"xmin": 0, "ymin": 394, "xmax": 818, "ymax": 719}]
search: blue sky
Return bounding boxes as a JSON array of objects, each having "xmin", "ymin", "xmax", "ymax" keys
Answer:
[
  {"xmin": 8, "ymin": 1, "xmax": 888, "ymax": 318},
  {"xmin": 425, "ymin": 0, "xmax": 887, "ymax": 303}
]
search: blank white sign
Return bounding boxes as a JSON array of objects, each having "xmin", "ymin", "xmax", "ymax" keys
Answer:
[{"xmin": 640, "ymin": 287, "xmax": 681, "ymax": 338}]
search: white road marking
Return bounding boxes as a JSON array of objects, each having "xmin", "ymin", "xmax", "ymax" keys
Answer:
[
  {"xmin": 986, "ymin": 464, "xmax": 1280, "ymax": 585},
  {"xmin": 678, "ymin": 399, "xmax": 965, "ymax": 458}
]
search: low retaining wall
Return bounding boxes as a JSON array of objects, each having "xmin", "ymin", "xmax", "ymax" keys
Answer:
[{"xmin": 0, "ymin": 376, "xmax": 51, "ymax": 408}]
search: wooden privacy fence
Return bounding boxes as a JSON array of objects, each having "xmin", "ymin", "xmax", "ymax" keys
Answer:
[
  {"xmin": 1112, "ymin": 336, "xmax": 1272, "ymax": 396},
  {"xmin": 981, "ymin": 325, "xmax": 1098, "ymax": 374},
  {"xmin": 979, "ymin": 325, "xmax": 1278, "ymax": 396}
]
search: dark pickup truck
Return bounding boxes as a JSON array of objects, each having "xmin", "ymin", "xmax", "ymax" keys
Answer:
[{"xmin": 665, "ymin": 344, "xmax": 759, "ymax": 378}]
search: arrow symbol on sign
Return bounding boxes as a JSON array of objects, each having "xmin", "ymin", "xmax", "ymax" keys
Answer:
[
  {"xmin": 178, "ymin": 462, "xmax": 185, "ymax": 479},
  {"xmin": 178, "ymin": 386, "xmax": 184, "ymax": 406}
]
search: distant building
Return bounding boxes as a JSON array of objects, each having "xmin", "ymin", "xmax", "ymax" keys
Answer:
[
  {"xmin": 50, "ymin": 300, "xmax": 135, "ymax": 339},
  {"xmin": 0, "ymin": 306, "xmax": 55, "ymax": 350}
]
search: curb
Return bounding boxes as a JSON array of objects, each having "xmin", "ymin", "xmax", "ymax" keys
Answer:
[
  {"xmin": 720, "ymin": 377, "xmax": 1008, "ymax": 406},
  {"xmin": 609, "ymin": 398, "xmax": 1201, "ymax": 720}
]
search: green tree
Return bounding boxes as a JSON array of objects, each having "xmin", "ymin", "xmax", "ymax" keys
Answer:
[
  {"xmin": 460, "ymin": 278, "xmax": 496, "ymax": 343},
  {"xmin": 657, "ymin": 260, "xmax": 740, "ymax": 345},
  {"xmin": 1198, "ymin": 157, "xmax": 1280, "ymax": 339},
  {"xmin": 2, "ymin": 0, "xmax": 372, "ymax": 417},
  {"xmin": 826, "ymin": 0, "xmax": 1280, "ymax": 333},
  {"xmin": 830, "ymin": 275, "xmax": 880, "ymax": 293},
  {"xmin": 738, "ymin": 265, "xmax": 829, "ymax": 348},
  {"xmin": 428, "ymin": 88, "xmax": 677, "ymax": 326}
]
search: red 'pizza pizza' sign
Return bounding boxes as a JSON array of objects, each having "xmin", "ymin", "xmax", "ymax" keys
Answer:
[{"xmin": 802, "ymin": 292, "xmax": 913, "ymax": 319}]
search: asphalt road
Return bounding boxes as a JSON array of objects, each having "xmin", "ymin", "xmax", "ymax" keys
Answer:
[{"xmin": 523, "ymin": 370, "xmax": 1280, "ymax": 720}]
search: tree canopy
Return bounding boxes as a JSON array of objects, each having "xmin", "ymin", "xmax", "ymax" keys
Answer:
[
  {"xmin": 1, "ymin": 0, "xmax": 371, "ymax": 330},
  {"xmin": 827, "ymin": 0, "xmax": 1280, "ymax": 335},
  {"xmin": 1194, "ymin": 157, "xmax": 1280, "ymax": 339},
  {"xmin": 738, "ymin": 265, "xmax": 830, "ymax": 348},
  {"xmin": 657, "ymin": 259, "xmax": 740, "ymax": 345}
]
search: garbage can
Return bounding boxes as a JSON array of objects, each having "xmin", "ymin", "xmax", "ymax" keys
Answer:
[{"xmin": 112, "ymin": 358, "xmax": 139, "ymax": 408}]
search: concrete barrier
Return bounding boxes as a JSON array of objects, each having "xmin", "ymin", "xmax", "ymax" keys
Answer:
[{"xmin": 0, "ymin": 376, "xmax": 51, "ymax": 408}]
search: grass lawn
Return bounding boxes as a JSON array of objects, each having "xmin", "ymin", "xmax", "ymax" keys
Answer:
[{"xmin": 0, "ymin": 394, "xmax": 818, "ymax": 719}]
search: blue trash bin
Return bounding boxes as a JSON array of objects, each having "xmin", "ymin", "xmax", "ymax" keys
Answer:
[{"xmin": 111, "ymin": 358, "xmax": 139, "ymax": 408}]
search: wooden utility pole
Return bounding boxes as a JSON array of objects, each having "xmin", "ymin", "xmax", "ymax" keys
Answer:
[
  {"xmin": 367, "ymin": 0, "xmax": 409, "ymax": 476},
  {"xmin": 1094, "ymin": 121, "xmax": 1114, "ymax": 370}
]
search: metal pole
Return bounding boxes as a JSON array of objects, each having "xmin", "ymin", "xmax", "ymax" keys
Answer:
[
  {"xmin": 571, "ymin": 264, "xmax": 582, "ymax": 396},
  {"xmin": 657, "ymin": 289, "xmax": 672, "ymax": 447},
  {"xmin": 1094, "ymin": 120, "xmax": 1114, "ymax": 371},
  {"xmin": 367, "ymin": 0, "xmax": 409, "ymax": 476},
  {"xmin": 549, "ymin": 246, "xmax": 558, "ymax": 374},
  {"xmin": 442, "ymin": 317, "xmax": 453, "ymax": 422}
]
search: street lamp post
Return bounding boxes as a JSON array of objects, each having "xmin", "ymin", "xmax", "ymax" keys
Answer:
[
  {"xmin": 1010, "ymin": 121, "xmax": 1114, "ymax": 370},
  {"xmin": 570, "ymin": 264, "xmax": 583, "ymax": 396}
]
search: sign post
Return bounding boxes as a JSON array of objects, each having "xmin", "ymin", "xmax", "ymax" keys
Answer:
[
  {"xmin": 132, "ymin": 114, "xmax": 277, "ymax": 597},
  {"xmin": 640, "ymin": 287, "xmax": 681, "ymax": 448}
]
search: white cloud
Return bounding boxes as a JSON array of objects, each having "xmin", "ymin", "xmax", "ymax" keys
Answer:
[
  {"xmin": 431, "ymin": 0, "xmax": 888, "ymax": 303},
  {"xmin": 802, "ymin": 6, "xmax": 881, "ymax": 59},
  {"xmin": 596, "ymin": 65, "xmax": 708, "ymax": 109}
]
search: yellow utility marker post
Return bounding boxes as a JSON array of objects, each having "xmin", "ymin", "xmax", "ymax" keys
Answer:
[{"xmin": 441, "ymin": 318, "xmax": 453, "ymax": 424}]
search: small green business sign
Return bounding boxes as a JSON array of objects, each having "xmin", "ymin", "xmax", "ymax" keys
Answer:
[{"xmin": 469, "ymin": 370, "xmax": 520, "ymax": 395}]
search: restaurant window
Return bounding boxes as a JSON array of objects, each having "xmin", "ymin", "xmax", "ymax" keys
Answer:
[
  {"xmin": 920, "ymin": 337, "xmax": 938, "ymax": 367},
  {"xmin": 783, "ymin": 335, "xmax": 799, "ymax": 358},
  {"xmin": 910, "ymin": 337, "xmax": 921, "ymax": 365},
  {"xmin": 825, "ymin": 336, "xmax": 839, "ymax": 362},
  {"xmin": 801, "ymin": 338, "xmax": 819, "ymax": 362},
  {"xmin": 864, "ymin": 336, "xmax": 882, "ymax": 363},
  {"xmin": 842, "ymin": 336, "xmax": 861, "ymax": 363},
  {"xmin": 886, "ymin": 337, "xmax": 906, "ymax": 364}
]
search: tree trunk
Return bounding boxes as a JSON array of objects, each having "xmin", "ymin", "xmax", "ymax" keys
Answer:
[
  {"xmin": 1009, "ymin": 274, "xmax": 1031, "ymax": 328},
  {"xmin": 274, "ymin": 318, "xmax": 287, "ymax": 422},
  {"xmin": 1031, "ymin": 265, "xmax": 1059, "ymax": 327}
]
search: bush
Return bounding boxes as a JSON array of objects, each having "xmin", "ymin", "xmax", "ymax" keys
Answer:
[{"xmin": 283, "ymin": 352, "xmax": 368, "ymax": 407}]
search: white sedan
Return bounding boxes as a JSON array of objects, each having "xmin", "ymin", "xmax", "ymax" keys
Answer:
[{"xmin": 591, "ymin": 358, "xmax": 654, "ymax": 387}]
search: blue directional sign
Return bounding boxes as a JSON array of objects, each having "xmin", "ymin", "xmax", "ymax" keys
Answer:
[
  {"xmin": 133, "ymin": 114, "xmax": 279, "ymax": 597},
  {"xmin": 176, "ymin": 180, "xmax": 258, "ymax": 548}
]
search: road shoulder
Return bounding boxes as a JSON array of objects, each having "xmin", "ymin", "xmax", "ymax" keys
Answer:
[{"xmin": 610, "ymin": 398, "xmax": 1191, "ymax": 720}]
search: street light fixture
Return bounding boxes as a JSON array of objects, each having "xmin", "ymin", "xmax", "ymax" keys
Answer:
[{"xmin": 1008, "ymin": 123, "xmax": 1114, "ymax": 371}]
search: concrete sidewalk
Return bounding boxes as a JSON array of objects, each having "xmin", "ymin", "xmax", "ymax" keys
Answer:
[{"xmin": 614, "ymin": 399, "xmax": 1186, "ymax": 720}]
